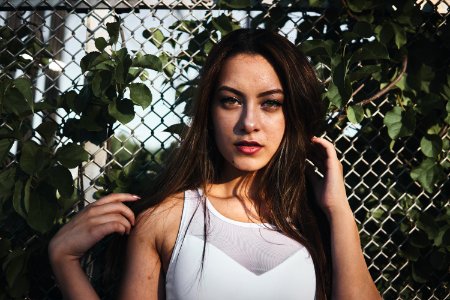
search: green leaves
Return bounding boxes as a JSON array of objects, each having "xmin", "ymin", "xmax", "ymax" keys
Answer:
[
  {"xmin": 108, "ymin": 99, "xmax": 135, "ymax": 124},
  {"xmin": 1, "ymin": 78, "xmax": 33, "ymax": 117},
  {"xmin": 332, "ymin": 60, "xmax": 352, "ymax": 107},
  {"xmin": 348, "ymin": 65, "xmax": 381, "ymax": 82},
  {"xmin": 217, "ymin": 0, "xmax": 254, "ymax": 9},
  {"xmin": 325, "ymin": 84, "xmax": 341, "ymax": 108},
  {"xmin": 129, "ymin": 83, "xmax": 152, "ymax": 109},
  {"xmin": 13, "ymin": 179, "xmax": 29, "ymax": 219},
  {"xmin": 164, "ymin": 123, "xmax": 188, "ymax": 137},
  {"xmin": 352, "ymin": 21, "xmax": 373, "ymax": 38},
  {"xmin": 64, "ymin": 23, "xmax": 163, "ymax": 145},
  {"xmin": 212, "ymin": 14, "xmax": 240, "ymax": 34},
  {"xmin": 0, "ymin": 8, "xmax": 448, "ymax": 299},
  {"xmin": 0, "ymin": 167, "xmax": 15, "ymax": 202},
  {"xmin": 80, "ymin": 51, "xmax": 101, "ymax": 73},
  {"xmin": 36, "ymin": 121, "xmax": 57, "ymax": 143},
  {"xmin": 159, "ymin": 52, "xmax": 175, "ymax": 77},
  {"xmin": 19, "ymin": 141, "xmax": 52, "ymax": 175},
  {"xmin": 2, "ymin": 249, "xmax": 30, "ymax": 298},
  {"xmin": 143, "ymin": 28, "xmax": 165, "ymax": 46},
  {"xmin": 407, "ymin": 64, "xmax": 434, "ymax": 94},
  {"xmin": 416, "ymin": 213, "xmax": 439, "ymax": 239},
  {"xmin": 375, "ymin": 21, "xmax": 407, "ymax": 49},
  {"xmin": 4, "ymin": 88, "xmax": 30, "ymax": 116},
  {"xmin": 91, "ymin": 70, "xmax": 112, "ymax": 97},
  {"xmin": 383, "ymin": 106, "xmax": 416, "ymax": 139},
  {"xmin": 410, "ymin": 230, "xmax": 430, "ymax": 248},
  {"xmin": 346, "ymin": 0, "xmax": 379, "ymax": 13},
  {"xmin": 27, "ymin": 191, "xmax": 58, "ymax": 233},
  {"xmin": 95, "ymin": 37, "xmax": 108, "ymax": 52},
  {"xmin": 349, "ymin": 42, "xmax": 389, "ymax": 65},
  {"xmin": 347, "ymin": 105, "xmax": 365, "ymax": 124},
  {"xmin": 420, "ymin": 135, "xmax": 443, "ymax": 158},
  {"xmin": 106, "ymin": 21, "xmax": 120, "ymax": 45},
  {"xmin": 55, "ymin": 143, "xmax": 89, "ymax": 168},
  {"xmin": 0, "ymin": 139, "xmax": 13, "ymax": 163},
  {"xmin": 114, "ymin": 48, "xmax": 132, "ymax": 84},
  {"xmin": 298, "ymin": 39, "xmax": 334, "ymax": 64},
  {"xmin": 132, "ymin": 53, "xmax": 162, "ymax": 71},
  {"xmin": 14, "ymin": 78, "xmax": 33, "ymax": 105},
  {"xmin": 45, "ymin": 166, "xmax": 74, "ymax": 198},
  {"xmin": 410, "ymin": 158, "xmax": 445, "ymax": 193}
]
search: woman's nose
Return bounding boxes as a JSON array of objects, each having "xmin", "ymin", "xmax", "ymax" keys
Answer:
[{"xmin": 240, "ymin": 104, "xmax": 260, "ymax": 133}]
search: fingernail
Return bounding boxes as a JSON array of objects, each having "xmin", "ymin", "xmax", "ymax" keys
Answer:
[{"xmin": 132, "ymin": 195, "xmax": 141, "ymax": 199}]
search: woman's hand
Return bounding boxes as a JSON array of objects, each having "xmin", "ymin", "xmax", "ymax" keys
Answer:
[
  {"xmin": 49, "ymin": 193, "xmax": 139, "ymax": 264},
  {"xmin": 48, "ymin": 193, "xmax": 139, "ymax": 300},
  {"xmin": 306, "ymin": 136, "xmax": 350, "ymax": 219},
  {"xmin": 307, "ymin": 137, "xmax": 382, "ymax": 299}
]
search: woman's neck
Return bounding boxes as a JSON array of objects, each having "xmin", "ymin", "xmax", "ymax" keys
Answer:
[
  {"xmin": 209, "ymin": 170, "xmax": 255, "ymax": 199},
  {"xmin": 205, "ymin": 172, "xmax": 273, "ymax": 224}
]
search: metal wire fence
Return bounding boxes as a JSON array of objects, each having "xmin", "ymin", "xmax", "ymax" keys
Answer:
[{"xmin": 0, "ymin": 0, "xmax": 449, "ymax": 299}]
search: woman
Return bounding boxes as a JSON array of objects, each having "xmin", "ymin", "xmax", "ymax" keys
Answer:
[{"xmin": 49, "ymin": 29, "xmax": 381, "ymax": 299}]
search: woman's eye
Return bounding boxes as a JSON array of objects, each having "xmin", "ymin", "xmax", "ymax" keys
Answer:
[
  {"xmin": 220, "ymin": 97, "xmax": 241, "ymax": 107},
  {"xmin": 262, "ymin": 100, "xmax": 283, "ymax": 110}
]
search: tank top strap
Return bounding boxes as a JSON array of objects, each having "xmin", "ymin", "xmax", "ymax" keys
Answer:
[{"xmin": 166, "ymin": 189, "xmax": 202, "ymax": 282}]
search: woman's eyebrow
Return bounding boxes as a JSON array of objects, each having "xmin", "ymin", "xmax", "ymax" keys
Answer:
[
  {"xmin": 216, "ymin": 85, "xmax": 284, "ymax": 97},
  {"xmin": 257, "ymin": 89, "xmax": 284, "ymax": 97},
  {"xmin": 216, "ymin": 86, "xmax": 244, "ymax": 97}
]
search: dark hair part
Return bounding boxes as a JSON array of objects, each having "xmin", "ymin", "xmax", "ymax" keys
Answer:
[{"xmin": 132, "ymin": 28, "xmax": 330, "ymax": 298}]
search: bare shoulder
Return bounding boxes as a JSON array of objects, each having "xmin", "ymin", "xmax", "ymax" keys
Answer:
[
  {"xmin": 132, "ymin": 192, "xmax": 185, "ymax": 262},
  {"xmin": 118, "ymin": 192, "xmax": 185, "ymax": 299},
  {"xmin": 134, "ymin": 192, "xmax": 184, "ymax": 237}
]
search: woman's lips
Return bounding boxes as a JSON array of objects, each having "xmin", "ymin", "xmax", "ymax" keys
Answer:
[{"xmin": 235, "ymin": 141, "xmax": 262, "ymax": 155}]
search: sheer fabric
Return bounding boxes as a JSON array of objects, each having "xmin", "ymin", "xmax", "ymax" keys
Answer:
[{"xmin": 165, "ymin": 189, "xmax": 316, "ymax": 300}]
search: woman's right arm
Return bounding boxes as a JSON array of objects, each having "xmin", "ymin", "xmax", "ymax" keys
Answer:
[
  {"xmin": 48, "ymin": 193, "xmax": 139, "ymax": 300},
  {"xmin": 118, "ymin": 194, "xmax": 184, "ymax": 299},
  {"xmin": 117, "ymin": 208, "xmax": 166, "ymax": 299}
]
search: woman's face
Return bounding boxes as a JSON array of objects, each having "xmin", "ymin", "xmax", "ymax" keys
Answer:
[{"xmin": 211, "ymin": 54, "xmax": 286, "ymax": 178}]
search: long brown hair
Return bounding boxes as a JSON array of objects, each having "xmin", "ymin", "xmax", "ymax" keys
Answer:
[{"xmin": 133, "ymin": 28, "xmax": 330, "ymax": 299}]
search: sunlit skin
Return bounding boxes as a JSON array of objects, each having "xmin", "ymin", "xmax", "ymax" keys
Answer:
[
  {"xmin": 201, "ymin": 54, "xmax": 286, "ymax": 224},
  {"xmin": 211, "ymin": 54, "xmax": 285, "ymax": 181}
]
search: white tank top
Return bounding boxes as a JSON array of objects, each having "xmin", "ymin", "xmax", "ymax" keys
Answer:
[{"xmin": 165, "ymin": 189, "xmax": 316, "ymax": 300}]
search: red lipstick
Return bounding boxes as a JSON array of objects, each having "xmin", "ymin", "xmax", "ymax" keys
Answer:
[{"xmin": 235, "ymin": 141, "xmax": 262, "ymax": 155}]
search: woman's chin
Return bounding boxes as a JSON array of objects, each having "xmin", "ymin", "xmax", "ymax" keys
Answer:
[{"xmin": 229, "ymin": 163, "xmax": 266, "ymax": 174}]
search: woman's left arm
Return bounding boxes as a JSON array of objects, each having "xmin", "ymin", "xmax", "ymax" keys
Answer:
[{"xmin": 307, "ymin": 136, "xmax": 381, "ymax": 300}]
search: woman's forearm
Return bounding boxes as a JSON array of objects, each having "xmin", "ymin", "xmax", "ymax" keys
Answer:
[
  {"xmin": 327, "ymin": 204, "xmax": 381, "ymax": 300},
  {"xmin": 49, "ymin": 254, "xmax": 100, "ymax": 300}
]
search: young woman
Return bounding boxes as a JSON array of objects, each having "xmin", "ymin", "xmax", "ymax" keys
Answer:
[{"xmin": 49, "ymin": 29, "xmax": 381, "ymax": 300}]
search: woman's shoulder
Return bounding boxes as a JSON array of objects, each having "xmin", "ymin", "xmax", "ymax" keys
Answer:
[
  {"xmin": 134, "ymin": 192, "xmax": 184, "ymax": 230},
  {"xmin": 132, "ymin": 191, "xmax": 186, "ymax": 248}
]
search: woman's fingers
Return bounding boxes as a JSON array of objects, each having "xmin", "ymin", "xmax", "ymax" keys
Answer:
[
  {"xmin": 87, "ymin": 213, "xmax": 134, "ymax": 236},
  {"xmin": 310, "ymin": 136, "xmax": 343, "ymax": 171},
  {"xmin": 49, "ymin": 193, "xmax": 141, "ymax": 261},
  {"xmin": 308, "ymin": 138, "xmax": 329, "ymax": 172},
  {"xmin": 93, "ymin": 193, "xmax": 140, "ymax": 206},
  {"xmin": 311, "ymin": 136, "xmax": 338, "ymax": 160},
  {"xmin": 83, "ymin": 202, "xmax": 136, "ymax": 226}
]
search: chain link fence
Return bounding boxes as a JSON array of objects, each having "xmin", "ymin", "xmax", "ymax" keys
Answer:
[{"xmin": 0, "ymin": 0, "xmax": 449, "ymax": 299}]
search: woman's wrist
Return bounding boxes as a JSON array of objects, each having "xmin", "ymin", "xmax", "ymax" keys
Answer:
[
  {"xmin": 321, "ymin": 199, "xmax": 353, "ymax": 223},
  {"xmin": 48, "ymin": 239, "xmax": 79, "ymax": 268}
]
